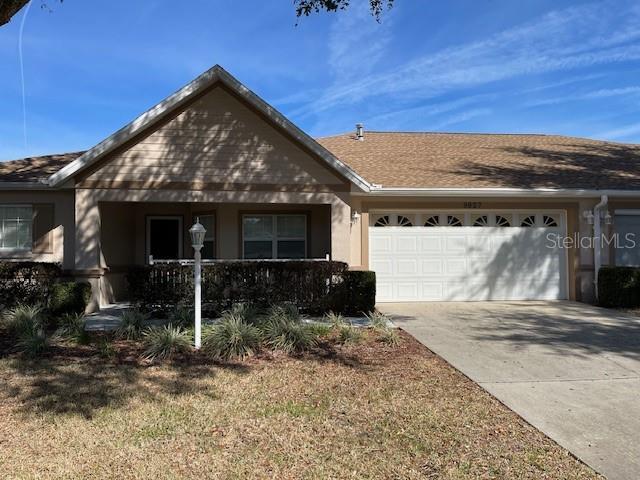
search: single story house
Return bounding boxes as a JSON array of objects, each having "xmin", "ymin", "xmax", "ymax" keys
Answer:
[{"xmin": 2, "ymin": 65, "xmax": 640, "ymax": 311}]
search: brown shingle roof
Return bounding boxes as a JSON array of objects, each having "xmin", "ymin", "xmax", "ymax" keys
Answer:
[
  {"xmin": 4, "ymin": 132, "xmax": 640, "ymax": 190},
  {"xmin": 0, "ymin": 152, "xmax": 84, "ymax": 183},
  {"xmin": 317, "ymin": 132, "xmax": 640, "ymax": 189}
]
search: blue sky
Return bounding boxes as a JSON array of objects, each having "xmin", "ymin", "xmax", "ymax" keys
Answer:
[{"xmin": 2, "ymin": 0, "xmax": 640, "ymax": 160}]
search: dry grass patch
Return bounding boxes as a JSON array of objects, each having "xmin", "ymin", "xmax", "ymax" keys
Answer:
[{"xmin": 0, "ymin": 329, "xmax": 600, "ymax": 479}]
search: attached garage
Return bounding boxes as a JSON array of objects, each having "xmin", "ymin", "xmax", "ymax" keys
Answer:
[{"xmin": 369, "ymin": 211, "xmax": 568, "ymax": 302}]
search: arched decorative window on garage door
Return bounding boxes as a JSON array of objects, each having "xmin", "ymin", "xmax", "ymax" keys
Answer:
[
  {"xmin": 520, "ymin": 215, "xmax": 536, "ymax": 227},
  {"xmin": 397, "ymin": 215, "xmax": 413, "ymax": 227},
  {"xmin": 543, "ymin": 215, "xmax": 558, "ymax": 227},
  {"xmin": 374, "ymin": 215, "xmax": 390, "ymax": 227},
  {"xmin": 424, "ymin": 215, "xmax": 440, "ymax": 227},
  {"xmin": 447, "ymin": 215, "xmax": 463, "ymax": 226}
]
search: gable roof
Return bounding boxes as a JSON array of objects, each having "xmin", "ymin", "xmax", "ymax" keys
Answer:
[
  {"xmin": 46, "ymin": 65, "xmax": 371, "ymax": 191},
  {"xmin": 317, "ymin": 131, "xmax": 640, "ymax": 190}
]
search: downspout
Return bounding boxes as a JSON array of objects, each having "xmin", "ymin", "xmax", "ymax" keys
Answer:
[{"xmin": 593, "ymin": 194, "xmax": 608, "ymax": 301}]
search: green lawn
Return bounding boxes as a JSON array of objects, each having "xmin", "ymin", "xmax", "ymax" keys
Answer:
[{"xmin": 0, "ymin": 330, "xmax": 599, "ymax": 479}]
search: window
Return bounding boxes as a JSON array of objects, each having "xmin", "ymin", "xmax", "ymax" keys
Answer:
[
  {"xmin": 0, "ymin": 206, "xmax": 32, "ymax": 251},
  {"xmin": 374, "ymin": 215, "xmax": 390, "ymax": 227},
  {"xmin": 473, "ymin": 215, "xmax": 489, "ymax": 227},
  {"xmin": 397, "ymin": 215, "xmax": 413, "ymax": 227},
  {"xmin": 543, "ymin": 215, "xmax": 558, "ymax": 227},
  {"xmin": 520, "ymin": 215, "xmax": 536, "ymax": 227},
  {"xmin": 243, "ymin": 214, "xmax": 306, "ymax": 259},
  {"xmin": 496, "ymin": 215, "xmax": 511, "ymax": 227},
  {"xmin": 198, "ymin": 215, "xmax": 216, "ymax": 259},
  {"xmin": 447, "ymin": 215, "xmax": 463, "ymax": 226},
  {"xmin": 424, "ymin": 215, "xmax": 440, "ymax": 227},
  {"xmin": 615, "ymin": 212, "xmax": 640, "ymax": 266}
]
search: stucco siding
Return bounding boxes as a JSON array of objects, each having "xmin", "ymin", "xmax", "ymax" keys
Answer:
[
  {"xmin": 0, "ymin": 190, "xmax": 75, "ymax": 269},
  {"xmin": 82, "ymin": 86, "xmax": 346, "ymax": 189}
]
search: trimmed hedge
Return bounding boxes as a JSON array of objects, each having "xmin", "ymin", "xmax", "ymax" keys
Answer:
[
  {"xmin": 127, "ymin": 261, "xmax": 376, "ymax": 315},
  {"xmin": 598, "ymin": 266, "xmax": 640, "ymax": 308},
  {"xmin": 49, "ymin": 281, "xmax": 92, "ymax": 315},
  {"xmin": 0, "ymin": 262, "xmax": 62, "ymax": 310}
]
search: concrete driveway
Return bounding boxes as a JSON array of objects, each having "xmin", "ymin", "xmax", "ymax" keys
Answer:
[{"xmin": 379, "ymin": 301, "xmax": 640, "ymax": 480}]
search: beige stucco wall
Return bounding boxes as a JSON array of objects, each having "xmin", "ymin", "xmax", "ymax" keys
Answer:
[{"xmin": 0, "ymin": 190, "xmax": 75, "ymax": 269}]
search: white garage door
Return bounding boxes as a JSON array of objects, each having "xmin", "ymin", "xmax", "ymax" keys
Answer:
[{"xmin": 370, "ymin": 211, "xmax": 567, "ymax": 302}]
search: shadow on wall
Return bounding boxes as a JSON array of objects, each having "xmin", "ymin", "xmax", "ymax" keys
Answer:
[{"xmin": 450, "ymin": 142, "xmax": 640, "ymax": 189}]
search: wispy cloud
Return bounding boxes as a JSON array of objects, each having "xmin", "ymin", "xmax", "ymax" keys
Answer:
[
  {"xmin": 597, "ymin": 122, "xmax": 640, "ymax": 141},
  {"xmin": 295, "ymin": 1, "xmax": 640, "ymax": 118},
  {"xmin": 428, "ymin": 108, "xmax": 493, "ymax": 130},
  {"xmin": 525, "ymin": 86, "xmax": 640, "ymax": 106}
]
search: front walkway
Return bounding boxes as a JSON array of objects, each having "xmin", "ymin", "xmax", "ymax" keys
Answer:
[{"xmin": 379, "ymin": 301, "xmax": 640, "ymax": 480}]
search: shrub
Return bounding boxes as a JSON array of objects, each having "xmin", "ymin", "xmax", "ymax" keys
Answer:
[
  {"xmin": 598, "ymin": 267, "xmax": 640, "ymax": 307},
  {"xmin": 168, "ymin": 305, "xmax": 193, "ymax": 328},
  {"xmin": 323, "ymin": 311, "xmax": 346, "ymax": 328},
  {"xmin": 337, "ymin": 323, "xmax": 363, "ymax": 345},
  {"xmin": 0, "ymin": 262, "xmax": 61, "ymax": 310},
  {"xmin": 202, "ymin": 315, "xmax": 261, "ymax": 361},
  {"xmin": 97, "ymin": 338, "xmax": 116, "ymax": 359},
  {"xmin": 307, "ymin": 322, "xmax": 332, "ymax": 338},
  {"xmin": 115, "ymin": 309, "xmax": 147, "ymax": 340},
  {"xmin": 378, "ymin": 328, "xmax": 400, "ymax": 347},
  {"xmin": 260, "ymin": 317, "xmax": 318, "ymax": 354},
  {"xmin": 2, "ymin": 304, "xmax": 44, "ymax": 336},
  {"xmin": 49, "ymin": 281, "xmax": 91, "ymax": 316},
  {"xmin": 17, "ymin": 330, "xmax": 48, "ymax": 357},
  {"xmin": 127, "ymin": 261, "xmax": 357, "ymax": 314},
  {"xmin": 365, "ymin": 311, "xmax": 390, "ymax": 331},
  {"xmin": 142, "ymin": 324, "xmax": 192, "ymax": 361},
  {"xmin": 56, "ymin": 312, "xmax": 89, "ymax": 344},
  {"xmin": 329, "ymin": 270, "xmax": 376, "ymax": 316},
  {"xmin": 228, "ymin": 302, "xmax": 259, "ymax": 324}
]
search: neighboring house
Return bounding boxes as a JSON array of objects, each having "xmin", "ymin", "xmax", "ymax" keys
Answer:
[{"xmin": 2, "ymin": 65, "xmax": 640, "ymax": 311}]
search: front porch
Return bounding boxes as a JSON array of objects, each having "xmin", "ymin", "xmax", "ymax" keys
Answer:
[{"xmin": 97, "ymin": 201, "xmax": 335, "ymax": 305}]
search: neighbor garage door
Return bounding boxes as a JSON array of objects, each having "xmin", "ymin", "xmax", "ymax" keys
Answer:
[{"xmin": 369, "ymin": 211, "xmax": 567, "ymax": 302}]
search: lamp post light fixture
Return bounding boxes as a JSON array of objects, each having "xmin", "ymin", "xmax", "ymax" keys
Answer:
[{"xmin": 189, "ymin": 218, "xmax": 206, "ymax": 350}]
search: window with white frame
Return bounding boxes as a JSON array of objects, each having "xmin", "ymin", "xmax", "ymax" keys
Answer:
[
  {"xmin": 0, "ymin": 206, "xmax": 32, "ymax": 251},
  {"xmin": 243, "ymin": 214, "xmax": 306, "ymax": 259},
  {"xmin": 198, "ymin": 215, "xmax": 216, "ymax": 259},
  {"xmin": 615, "ymin": 211, "xmax": 640, "ymax": 266}
]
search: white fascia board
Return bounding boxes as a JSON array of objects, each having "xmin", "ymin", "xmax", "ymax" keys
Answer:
[
  {"xmin": 353, "ymin": 187, "xmax": 640, "ymax": 198},
  {"xmin": 48, "ymin": 65, "xmax": 372, "ymax": 192}
]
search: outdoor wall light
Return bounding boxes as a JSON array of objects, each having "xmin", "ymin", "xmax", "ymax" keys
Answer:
[
  {"xmin": 583, "ymin": 210, "xmax": 594, "ymax": 225},
  {"xmin": 351, "ymin": 211, "xmax": 361, "ymax": 224},
  {"xmin": 189, "ymin": 218, "xmax": 206, "ymax": 350}
]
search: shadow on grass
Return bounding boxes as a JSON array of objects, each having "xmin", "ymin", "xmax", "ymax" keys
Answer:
[{"xmin": 0, "ymin": 332, "xmax": 369, "ymax": 419}]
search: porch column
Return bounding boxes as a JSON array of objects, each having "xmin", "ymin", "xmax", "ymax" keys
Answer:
[
  {"xmin": 74, "ymin": 189, "xmax": 102, "ymax": 311},
  {"xmin": 330, "ymin": 196, "xmax": 351, "ymax": 263}
]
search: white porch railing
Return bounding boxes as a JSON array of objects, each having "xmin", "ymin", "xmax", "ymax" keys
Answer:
[{"xmin": 148, "ymin": 255, "xmax": 331, "ymax": 266}]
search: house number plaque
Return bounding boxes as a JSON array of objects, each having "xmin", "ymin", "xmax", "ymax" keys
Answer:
[{"xmin": 463, "ymin": 202, "xmax": 482, "ymax": 209}]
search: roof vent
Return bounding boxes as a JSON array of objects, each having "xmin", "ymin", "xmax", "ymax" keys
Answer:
[{"xmin": 356, "ymin": 123, "xmax": 364, "ymax": 141}]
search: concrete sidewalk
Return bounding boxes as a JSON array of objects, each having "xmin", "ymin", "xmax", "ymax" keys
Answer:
[{"xmin": 380, "ymin": 301, "xmax": 640, "ymax": 480}]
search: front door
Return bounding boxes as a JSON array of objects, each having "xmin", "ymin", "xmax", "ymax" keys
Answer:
[{"xmin": 146, "ymin": 216, "xmax": 183, "ymax": 261}]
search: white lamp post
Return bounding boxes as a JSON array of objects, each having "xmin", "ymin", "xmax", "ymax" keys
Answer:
[{"xmin": 189, "ymin": 218, "xmax": 206, "ymax": 349}]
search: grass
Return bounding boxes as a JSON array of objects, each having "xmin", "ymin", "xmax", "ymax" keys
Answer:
[{"xmin": 0, "ymin": 329, "xmax": 600, "ymax": 479}]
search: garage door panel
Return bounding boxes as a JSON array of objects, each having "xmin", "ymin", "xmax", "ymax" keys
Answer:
[
  {"xmin": 421, "ymin": 259, "xmax": 443, "ymax": 274},
  {"xmin": 370, "ymin": 213, "xmax": 567, "ymax": 302}
]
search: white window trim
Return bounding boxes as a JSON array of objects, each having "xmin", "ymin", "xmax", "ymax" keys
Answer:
[
  {"xmin": 0, "ymin": 204, "xmax": 33, "ymax": 252},
  {"xmin": 613, "ymin": 210, "xmax": 640, "ymax": 267},
  {"xmin": 242, "ymin": 214, "xmax": 307, "ymax": 259},
  {"xmin": 146, "ymin": 216, "xmax": 183, "ymax": 262}
]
